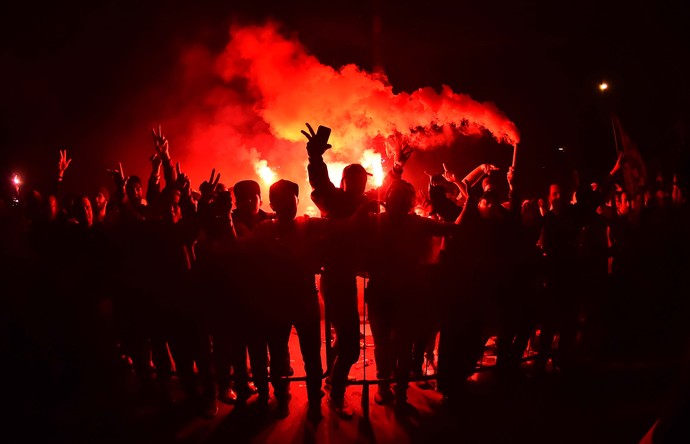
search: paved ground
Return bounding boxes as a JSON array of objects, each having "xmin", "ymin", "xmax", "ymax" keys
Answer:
[{"xmin": 10, "ymin": 316, "xmax": 686, "ymax": 444}]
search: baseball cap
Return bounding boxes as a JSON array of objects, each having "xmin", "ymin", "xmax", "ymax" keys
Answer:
[{"xmin": 342, "ymin": 164, "xmax": 373, "ymax": 179}]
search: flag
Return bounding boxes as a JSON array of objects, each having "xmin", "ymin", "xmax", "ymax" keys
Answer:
[{"xmin": 611, "ymin": 114, "xmax": 647, "ymax": 196}]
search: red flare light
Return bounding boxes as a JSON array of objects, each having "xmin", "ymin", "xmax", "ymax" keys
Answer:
[{"xmin": 162, "ymin": 22, "xmax": 518, "ymax": 214}]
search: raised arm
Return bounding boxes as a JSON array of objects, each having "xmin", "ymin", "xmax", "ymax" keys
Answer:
[
  {"xmin": 506, "ymin": 166, "xmax": 521, "ymax": 218},
  {"xmin": 598, "ymin": 151, "xmax": 626, "ymax": 203},
  {"xmin": 303, "ymin": 122, "xmax": 335, "ymax": 191},
  {"xmin": 57, "ymin": 149, "xmax": 71, "ymax": 183},
  {"xmin": 462, "ymin": 163, "xmax": 499, "ymax": 188},
  {"xmin": 454, "ymin": 179, "xmax": 479, "ymax": 227},
  {"xmin": 51, "ymin": 149, "xmax": 72, "ymax": 197},
  {"xmin": 196, "ymin": 168, "xmax": 221, "ymax": 219},
  {"xmin": 107, "ymin": 162, "xmax": 126, "ymax": 204},
  {"xmin": 147, "ymin": 153, "xmax": 163, "ymax": 206},
  {"xmin": 173, "ymin": 162, "xmax": 195, "ymax": 217},
  {"xmin": 379, "ymin": 133, "xmax": 414, "ymax": 194},
  {"xmin": 442, "ymin": 163, "xmax": 467, "ymax": 204},
  {"xmin": 152, "ymin": 124, "xmax": 176, "ymax": 187}
]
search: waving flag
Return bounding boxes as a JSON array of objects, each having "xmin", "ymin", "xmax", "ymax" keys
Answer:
[{"xmin": 612, "ymin": 114, "xmax": 647, "ymax": 196}]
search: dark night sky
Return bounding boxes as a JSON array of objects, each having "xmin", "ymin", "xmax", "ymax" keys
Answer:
[{"xmin": 2, "ymin": 0, "xmax": 689, "ymax": 195}]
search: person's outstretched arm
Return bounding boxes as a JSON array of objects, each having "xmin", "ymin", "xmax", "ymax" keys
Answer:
[
  {"xmin": 147, "ymin": 153, "xmax": 162, "ymax": 206},
  {"xmin": 376, "ymin": 134, "xmax": 413, "ymax": 199},
  {"xmin": 303, "ymin": 122, "xmax": 335, "ymax": 191},
  {"xmin": 152, "ymin": 125, "xmax": 176, "ymax": 187},
  {"xmin": 52, "ymin": 149, "xmax": 72, "ymax": 198},
  {"xmin": 107, "ymin": 162, "xmax": 126, "ymax": 204}
]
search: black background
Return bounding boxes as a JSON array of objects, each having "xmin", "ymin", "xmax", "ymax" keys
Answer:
[{"xmin": 2, "ymin": 0, "xmax": 689, "ymax": 196}]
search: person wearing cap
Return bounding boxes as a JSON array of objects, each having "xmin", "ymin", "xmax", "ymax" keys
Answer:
[
  {"xmin": 211, "ymin": 179, "xmax": 274, "ymax": 405},
  {"xmin": 231, "ymin": 180, "xmax": 275, "ymax": 236},
  {"xmin": 302, "ymin": 123, "xmax": 412, "ymax": 419},
  {"xmin": 243, "ymin": 179, "xmax": 327, "ymax": 420}
]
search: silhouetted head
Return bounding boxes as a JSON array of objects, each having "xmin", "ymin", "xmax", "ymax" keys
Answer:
[
  {"xmin": 269, "ymin": 179, "xmax": 299, "ymax": 222},
  {"xmin": 160, "ymin": 187, "xmax": 182, "ymax": 223},
  {"xmin": 341, "ymin": 164, "xmax": 371, "ymax": 197},
  {"xmin": 428, "ymin": 173, "xmax": 460, "ymax": 198},
  {"xmin": 94, "ymin": 187, "xmax": 109, "ymax": 212},
  {"xmin": 478, "ymin": 188, "xmax": 504, "ymax": 220},
  {"xmin": 575, "ymin": 183, "xmax": 602, "ymax": 214},
  {"xmin": 482, "ymin": 171, "xmax": 502, "ymax": 193},
  {"xmin": 385, "ymin": 180, "xmax": 416, "ymax": 216},
  {"xmin": 233, "ymin": 180, "xmax": 262, "ymax": 215},
  {"xmin": 548, "ymin": 183, "xmax": 563, "ymax": 213},
  {"xmin": 75, "ymin": 196, "xmax": 93, "ymax": 227},
  {"xmin": 125, "ymin": 176, "xmax": 143, "ymax": 204}
]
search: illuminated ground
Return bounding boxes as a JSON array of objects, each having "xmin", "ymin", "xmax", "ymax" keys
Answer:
[{"xmin": 13, "ymin": 314, "xmax": 683, "ymax": 444}]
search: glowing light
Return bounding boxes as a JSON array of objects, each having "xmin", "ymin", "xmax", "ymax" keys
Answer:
[
  {"xmin": 558, "ymin": 147, "xmax": 565, "ymax": 151},
  {"xmin": 254, "ymin": 159, "xmax": 276, "ymax": 186},
  {"xmin": 360, "ymin": 149, "xmax": 384, "ymax": 187},
  {"xmin": 167, "ymin": 23, "xmax": 520, "ymax": 216},
  {"xmin": 305, "ymin": 206, "xmax": 319, "ymax": 217},
  {"xmin": 599, "ymin": 82, "xmax": 608, "ymax": 91},
  {"xmin": 12, "ymin": 175, "xmax": 21, "ymax": 186},
  {"xmin": 326, "ymin": 161, "xmax": 347, "ymax": 187}
]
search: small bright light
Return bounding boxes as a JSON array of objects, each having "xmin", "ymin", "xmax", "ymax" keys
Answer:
[
  {"xmin": 12, "ymin": 175, "xmax": 21, "ymax": 185},
  {"xmin": 599, "ymin": 82, "xmax": 608, "ymax": 91},
  {"xmin": 558, "ymin": 147, "xmax": 565, "ymax": 151}
]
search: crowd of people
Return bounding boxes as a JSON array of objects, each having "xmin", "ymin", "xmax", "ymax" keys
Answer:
[{"xmin": 1, "ymin": 123, "xmax": 689, "ymax": 429}]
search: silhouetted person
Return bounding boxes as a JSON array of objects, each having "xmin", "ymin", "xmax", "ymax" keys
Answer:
[
  {"xmin": 226, "ymin": 179, "xmax": 273, "ymax": 404},
  {"xmin": 247, "ymin": 179, "xmax": 325, "ymax": 420},
  {"xmin": 362, "ymin": 179, "xmax": 463, "ymax": 410},
  {"xmin": 303, "ymin": 123, "xmax": 412, "ymax": 418},
  {"xmin": 303, "ymin": 123, "xmax": 372, "ymax": 419}
]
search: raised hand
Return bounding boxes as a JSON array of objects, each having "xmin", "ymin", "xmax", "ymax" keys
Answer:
[
  {"xmin": 457, "ymin": 177, "xmax": 469, "ymax": 200},
  {"xmin": 107, "ymin": 162, "xmax": 126, "ymax": 189},
  {"xmin": 301, "ymin": 123, "xmax": 332, "ymax": 158},
  {"xmin": 150, "ymin": 153, "xmax": 162, "ymax": 174},
  {"xmin": 442, "ymin": 163, "xmax": 458, "ymax": 183},
  {"xmin": 389, "ymin": 133, "xmax": 413, "ymax": 167},
  {"xmin": 199, "ymin": 168, "xmax": 221, "ymax": 197},
  {"xmin": 507, "ymin": 166, "xmax": 515, "ymax": 188},
  {"xmin": 152, "ymin": 124, "xmax": 170, "ymax": 159},
  {"xmin": 482, "ymin": 164, "xmax": 500, "ymax": 174},
  {"xmin": 610, "ymin": 152, "xmax": 626, "ymax": 176},
  {"xmin": 174, "ymin": 162, "xmax": 191, "ymax": 197},
  {"xmin": 58, "ymin": 149, "xmax": 72, "ymax": 178},
  {"xmin": 397, "ymin": 146, "xmax": 414, "ymax": 166}
]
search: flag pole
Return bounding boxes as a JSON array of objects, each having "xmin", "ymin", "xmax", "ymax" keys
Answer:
[
  {"xmin": 611, "ymin": 115, "xmax": 621, "ymax": 155},
  {"xmin": 512, "ymin": 143, "xmax": 518, "ymax": 168}
]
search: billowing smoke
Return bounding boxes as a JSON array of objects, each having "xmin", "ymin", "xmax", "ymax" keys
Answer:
[{"xmin": 162, "ymin": 21, "xmax": 518, "ymax": 214}]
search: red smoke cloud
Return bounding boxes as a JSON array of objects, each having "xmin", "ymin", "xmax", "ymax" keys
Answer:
[{"xmin": 164, "ymin": 21, "xmax": 518, "ymax": 215}]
